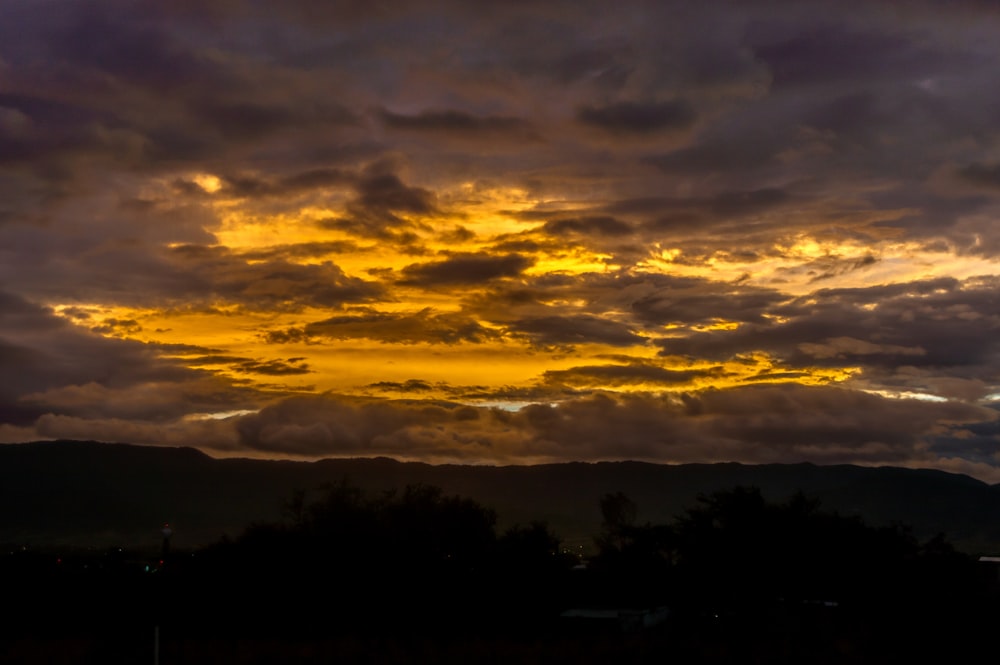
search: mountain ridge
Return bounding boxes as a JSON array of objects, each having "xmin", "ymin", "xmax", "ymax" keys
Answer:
[{"xmin": 4, "ymin": 440, "xmax": 999, "ymax": 555}]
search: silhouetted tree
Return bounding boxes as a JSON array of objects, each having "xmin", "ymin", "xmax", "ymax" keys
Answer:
[
  {"xmin": 664, "ymin": 486, "xmax": 975, "ymax": 613},
  {"xmin": 497, "ymin": 521, "xmax": 564, "ymax": 573},
  {"xmin": 589, "ymin": 491, "xmax": 675, "ymax": 606},
  {"xmin": 181, "ymin": 480, "xmax": 522, "ymax": 633}
]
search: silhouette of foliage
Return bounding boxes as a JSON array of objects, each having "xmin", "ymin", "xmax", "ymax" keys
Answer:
[
  {"xmin": 171, "ymin": 479, "xmax": 586, "ymax": 636},
  {"xmin": 587, "ymin": 485, "xmax": 987, "ymax": 617},
  {"xmin": 5, "ymin": 480, "xmax": 999, "ymax": 664},
  {"xmin": 496, "ymin": 521, "xmax": 565, "ymax": 573}
]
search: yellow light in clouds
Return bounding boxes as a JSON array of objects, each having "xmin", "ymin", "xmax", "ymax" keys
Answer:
[
  {"xmin": 314, "ymin": 343, "xmax": 571, "ymax": 392},
  {"xmin": 691, "ymin": 320, "xmax": 741, "ymax": 332},
  {"xmin": 192, "ymin": 173, "xmax": 222, "ymax": 193},
  {"xmin": 527, "ymin": 250, "xmax": 617, "ymax": 276},
  {"xmin": 444, "ymin": 184, "xmax": 550, "ymax": 236},
  {"xmin": 637, "ymin": 234, "xmax": 1000, "ymax": 295},
  {"xmin": 215, "ymin": 207, "xmax": 344, "ymax": 251}
]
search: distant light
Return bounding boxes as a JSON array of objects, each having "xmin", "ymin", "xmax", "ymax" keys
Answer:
[
  {"xmin": 185, "ymin": 409, "xmax": 257, "ymax": 421},
  {"xmin": 474, "ymin": 401, "xmax": 552, "ymax": 412},
  {"xmin": 861, "ymin": 389, "xmax": 947, "ymax": 402}
]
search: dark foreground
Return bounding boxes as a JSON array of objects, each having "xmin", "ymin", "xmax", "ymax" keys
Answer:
[
  {"xmin": 4, "ymin": 555, "xmax": 1000, "ymax": 665},
  {"xmin": 6, "ymin": 483, "xmax": 1000, "ymax": 664},
  {"xmin": 6, "ymin": 603, "xmax": 1000, "ymax": 665}
]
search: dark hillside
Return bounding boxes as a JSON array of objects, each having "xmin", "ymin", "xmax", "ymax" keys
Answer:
[{"xmin": 3, "ymin": 440, "xmax": 1000, "ymax": 553}]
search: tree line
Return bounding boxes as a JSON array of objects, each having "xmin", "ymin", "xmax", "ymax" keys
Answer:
[{"xmin": 4, "ymin": 480, "xmax": 999, "ymax": 662}]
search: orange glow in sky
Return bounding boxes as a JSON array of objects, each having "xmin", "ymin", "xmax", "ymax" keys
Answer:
[{"xmin": 3, "ymin": 0, "xmax": 1000, "ymax": 480}]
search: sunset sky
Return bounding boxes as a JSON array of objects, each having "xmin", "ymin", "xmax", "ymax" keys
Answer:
[{"xmin": 3, "ymin": 0, "xmax": 1000, "ymax": 480}]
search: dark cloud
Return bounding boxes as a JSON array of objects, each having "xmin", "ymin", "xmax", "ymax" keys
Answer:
[
  {"xmin": 643, "ymin": 138, "xmax": 780, "ymax": 178},
  {"xmin": 656, "ymin": 277, "xmax": 1000, "ymax": 392},
  {"xmin": 576, "ymin": 99, "xmax": 696, "ymax": 134},
  {"xmin": 230, "ymin": 358, "xmax": 312, "ymax": 376},
  {"xmin": 399, "ymin": 254, "xmax": 533, "ymax": 286},
  {"xmin": 630, "ymin": 284, "xmax": 784, "ymax": 327},
  {"xmin": 238, "ymin": 241, "xmax": 364, "ymax": 262},
  {"xmin": 198, "ymin": 168, "xmax": 352, "ymax": 199},
  {"xmin": 193, "ymin": 101, "xmax": 356, "ymax": 140},
  {"xmin": 708, "ymin": 188, "xmax": 791, "ymax": 218},
  {"xmin": 378, "ymin": 108, "xmax": 533, "ymax": 136},
  {"xmin": 748, "ymin": 21, "xmax": 964, "ymax": 91},
  {"xmin": 4, "ymin": 0, "xmax": 1000, "ymax": 477},
  {"xmin": 259, "ymin": 327, "xmax": 312, "ymax": 345},
  {"xmin": 805, "ymin": 254, "xmax": 879, "ymax": 283},
  {"xmin": 0, "ymin": 93, "xmax": 124, "ymax": 168},
  {"xmin": 541, "ymin": 363, "xmax": 714, "ymax": 387},
  {"xmin": 355, "ymin": 171, "xmax": 438, "ymax": 216},
  {"xmin": 367, "ymin": 379, "xmax": 435, "ymax": 393},
  {"xmin": 541, "ymin": 216, "xmax": 633, "ymax": 237},
  {"xmin": 89, "ymin": 318, "xmax": 143, "ymax": 336},
  {"xmin": 235, "ymin": 395, "xmax": 472, "ymax": 456},
  {"xmin": 227, "ymin": 387, "xmax": 997, "ymax": 470},
  {"xmin": 45, "ymin": 3, "xmax": 222, "ymax": 91},
  {"xmin": 193, "ymin": 102, "xmax": 300, "ymax": 140},
  {"xmin": 957, "ymin": 162, "xmax": 1000, "ymax": 190},
  {"xmin": 509, "ymin": 315, "xmax": 645, "ymax": 348},
  {"xmin": 0, "ymin": 291, "xmax": 256, "ymax": 425},
  {"xmin": 309, "ymin": 169, "xmax": 443, "ymax": 236},
  {"xmin": 459, "ymin": 273, "xmax": 786, "ymax": 340},
  {"xmin": 4, "ymin": 231, "xmax": 384, "ymax": 311},
  {"xmin": 599, "ymin": 188, "xmax": 792, "ymax": 228},
  {"xmin": 274, "ymin": 309, "xmax": 498, "ymax": 345},
  {"xmin": 687, "ymin": 384, "xmax": 992, "ymax": 453},
  {"xmin": 159, "ymin": 245, "xmax": 385, "ymax": 310}
]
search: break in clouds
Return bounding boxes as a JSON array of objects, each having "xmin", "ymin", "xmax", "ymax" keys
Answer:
[{"xmin": 2, "ymin": 0, "xmax": 1000, "ymax": 479}]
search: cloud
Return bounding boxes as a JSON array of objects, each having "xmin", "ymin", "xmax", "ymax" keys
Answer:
[
  {"xmin": 378, "ymin": 108, "xmax": 534, "ymax": 138},
  {"xmin": 0, "ymin": 291, "xmax": 259, "ymax": 425},
  {"xmin": 541, "ymin": 362, "xmax": 715, "ymax": 388},
  {"xmin": 576, "ymin": 99, "xmax": 696, "ymax": 134},
  {"xmin": 957, "ymin": 162, "xmax": 1000, "ymax": 190},
  {"xmin": 541, "ymin": 216, "xmax": 633, "ymax": 238},
  {"xmin": 235, "ymin": 395, "xmax": 466, "ymax": 456},
  {"xmin": 631, "ymin": 284, "xmax": 784, "ymax": 326},
  {"xmin": 192, "ymin": 100, "xmax": 357, "ymax": 140},
  {"xmin": 594, "ymin": 188, "xmax": 793, "ymax": 234},
  {"xmin": 228, "ymin": 387, "xmax": 998, "ymax": 472},
  {"xmin": 798, "ymin": 337, "xmax": 925, "ymax": 360},
  {"xmin": 287, "ymin": 309, "xmax": 498, "ymax": 345},
  {"xmin": 4, "ymin": 0, "xmax": 1000, "ymax": 479},
  {"xmin": 33, "ymin": 413, "xmax": 242, "ymax": 451},
  {"xmin": 656, "ymin": 276, "xmax": 1000, "ymax": 395},
  {"xmin": 366, "ymin": 379, "xmax": 436, "ymax": 393},
  {"xmin": 508, "ymin": 314, "xmax": 645, "ymax": 348},
  {"xmin": 747, "ymin": 19, "xmax": 973, "ymax": 92},
  {"xmin": 238, "ymin": 241, "xmax": 365, "ymax": 262},
  {"xmin": 398, "ymin": 253, "xmax": 533, "ymax": 286},
  {"xmin": 315, "ymin": 168, "xmax": 443, "ymax": 237},
  {"xmin": 229, "ymin": 358, "xmax": 312, "ymax": 376},
  {"xmin": 354, "ymin": 171, "xmax": 438, "ymax": 217},
  {"xmin": 149, "ymin": 245, "xmax": 386, "ymax": 310},
  {"xmin": 192, "ymin": 168, "xmax": 353, "ymax": 200},
  {"xmin": 20, "ymin": 378, "xmax": 254, "ymax": 422}
]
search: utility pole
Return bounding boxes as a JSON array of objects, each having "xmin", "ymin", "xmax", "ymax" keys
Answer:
[
  {"xmin": 161, "ymin": 523, "xmax": 173, "ymax": 561},
  {"xmin": 155, "ymin": 522, "xmax": 172, "ymax": 664}
]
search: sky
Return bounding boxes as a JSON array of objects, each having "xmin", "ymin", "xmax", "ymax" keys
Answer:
[{"xmin": 2, "ymin": 0, "xmax": 1000, "ymax": 480}]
